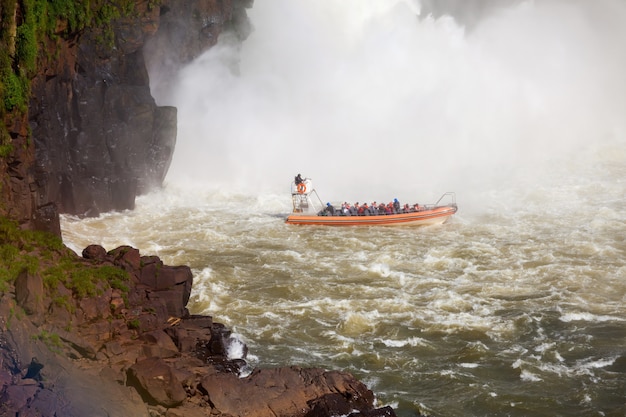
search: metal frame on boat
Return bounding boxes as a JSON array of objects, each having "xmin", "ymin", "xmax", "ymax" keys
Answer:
[{"xmin": 285, "ymin": 178, "xmax": 457, "ymax": 226}]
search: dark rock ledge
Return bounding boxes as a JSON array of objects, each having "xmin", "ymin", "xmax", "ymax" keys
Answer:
[{"xmin": 0, "ymin": 244, "xmax": 396, "ymax": 417}]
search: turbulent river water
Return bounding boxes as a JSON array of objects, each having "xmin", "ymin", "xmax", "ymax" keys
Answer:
[
  {"xmin": 63, "ymin": 1, "xmax": 626, "ymax": 416},
  {"xmin": 62, "ymin": 144, "xmax": 626, "ymax": 416}
]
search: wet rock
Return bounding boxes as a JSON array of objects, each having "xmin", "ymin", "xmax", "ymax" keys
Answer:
[
  {"xmin": 199, "ymin": 366, "xmax": 376, "ymax": 417},
  {"xmin": 306, "ymin": 393, "xmax": 354, "ymax": 417},
  {"xmin": 32, "ymin": 202, "xmax": 61, "ymax": 237},
  {"xmin": 347, "ymin": 406, "xmax": 399, "ymax": 417},
  {"xmin": 145, "ymin": 0, "xmax": 252, "ymax": 100}
]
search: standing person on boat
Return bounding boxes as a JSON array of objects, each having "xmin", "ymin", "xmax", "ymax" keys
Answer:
[
  {"xmin": 393, "ymin": 198, "xmax": 401, "ymax": 213},
  {"xmin": 295, "ymin": 174, "xmax": 304, "ymax": 185}
]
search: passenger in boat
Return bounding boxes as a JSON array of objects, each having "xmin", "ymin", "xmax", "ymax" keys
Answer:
[
  {"xmin": 378, "ymin": 203, "xmax": 387, "ymax": 215},
  {"xmin": 393, "ymin": 198, "xmax": 401, "ymax": 213},
  {"xmin": 319, "ymin": 202, "xmax": 335, "ymax": 216},
  {"xmin": 387, "ymin": 202, "xmax": 395, "ymax": 214},
  {"xmin": 370, "ymin": 202, "xmax": 378, "ymax": 215},
  {"xmin": 403, "ymin": 203, "xmax": 411, "ymax": 213},
  {"xmin": 341, "ymin": 202, "xmax": 351, "ymax": 216},
  {"xmin": 294, "ymin": 174, "xmax": 304, "ymax": 185},
  {"xmin": 351, "ymin": 203, "xmax": 359, "ymax": 216},
  {"xmin": 413, "ymin": 203, "xmax": 421, "ymax": 212}
]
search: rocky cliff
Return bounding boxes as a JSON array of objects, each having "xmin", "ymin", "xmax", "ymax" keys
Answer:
[{"xmin": 1, "ymin": 0, "xmax": 250, "ymax": 232}]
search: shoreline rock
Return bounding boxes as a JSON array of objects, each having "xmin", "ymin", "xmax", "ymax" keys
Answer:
[{"xmin": 0, "ymin": 244, "xmax": 397, "ymax": 416}]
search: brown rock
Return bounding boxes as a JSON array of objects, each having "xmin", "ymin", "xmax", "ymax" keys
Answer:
[
  {"xmin": 165, "ymin": 405, "xmax": 208, "ymax": 417},
  {"xmin": 141, "ymin": 330, "xmax": 180, "ymax": 359},
  {"xmin": 78, "ymin": 287, "xmax": 112, "ymax": 321},
  {"xmin": 82, "ymin": 244, "xmax": 108, "ymax": 261},
  {"xmin": 147, "ymin": 288, "xmax": 188, "ymax": 318},
  {"xmin": 2, "ymin": 385, "xmax": 39, "ymax": 412},
  {"xmin": 139, "ymin": 260, "xmax": 163, "ymax": 288},
  {"xmin": 199, "ymin": 366, "xmax": 376, "ymax": 417},
  {"xmin": 306, "ymin": 393, "xmax": 354, "ymax": 417},
  {"xmin": 127, "ymin": 357, "xmax": 187, "ymax": 407},
  {"xmin": 14, "ymin": 270, "xmax": 44, "ymax": 316},
  {"xmin": 109, "ymin": 246, "xmax": 142, "ymax": 271}
]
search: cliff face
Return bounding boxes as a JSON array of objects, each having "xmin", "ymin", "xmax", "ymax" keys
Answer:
[{"xmin": 1, "ymin": 0, "xmax": 251, "ymax": 232}]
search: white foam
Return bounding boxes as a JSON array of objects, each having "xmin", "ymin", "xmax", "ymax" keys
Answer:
[
  {"xmin": 560, "ymin": 312, "xmax": 625, "ymax": 323},
  {"xmin": 226, "ymin": 334, "xmax": 248, "ymax": 360},
  {"xmin": 459, "ymin": 363, "xmax": 480, "ymax": 369},
  {"xmin": 378, "ymin": 337, "xmax": 429, "ymax": 348},
  {"xmin": 519, "ymin": 370, "xmax": 542, "ymax": 382},
  {"xmin": 576, "ymin": 357, "xmax": 617, "ymax": 373}
]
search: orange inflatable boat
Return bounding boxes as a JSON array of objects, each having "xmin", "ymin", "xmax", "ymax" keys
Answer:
[{"xmin": 285, "ymin": 179, "xmax": 457, "ymax": 226}]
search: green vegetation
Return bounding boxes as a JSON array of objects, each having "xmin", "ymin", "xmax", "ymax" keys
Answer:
[
  {"xmin": 148, "ymin": 0, "xmax": 162, "ymax": 11},
  {"xmin": 6, "ymin": 305, "xmax": 24, "ymax": 330},
  {"xmin": 128, "ymin": 318, "xmax": 141, "ymax": 330},
  {"xmin": 0, "ymin": 216, "xmax": 131, "ymax": 307},
  {"xmin": 33, "ymin": 329, "xmax": 63, "ymax": 352},
  {"xmin": 0, "ymin": 216, "xmax": 52, "ymax": 291},
  {"xmin": 0, "ymin": 0, "xmax": 141, "ymax": 154}
]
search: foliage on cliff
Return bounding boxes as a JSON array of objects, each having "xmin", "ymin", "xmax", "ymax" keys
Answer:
[
  {"xmin": 0, "ymin": 0, "xmax": 157, "ymax": 156},
  {"xmin": 0, "ymin": 216, "xmax": 130, "ymax": 300}
]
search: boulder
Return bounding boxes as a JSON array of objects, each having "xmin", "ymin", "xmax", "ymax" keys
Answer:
[
  {"xmin": 82, "ymin": 244, "xmax": 108, "ymax": 261},
  {"xmin": 141, "ymin": 330, "xmax": 180, "ymax": 359},
  {"xmin": 199, "ymin": 366, "xmax": 376, "ymax": 417},
  {"xmin": 127, "ymin": 357, "xmax": 187, "ymax": 407}
]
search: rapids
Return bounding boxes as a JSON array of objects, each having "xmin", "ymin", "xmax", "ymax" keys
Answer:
[
  {"xmin": 62, "ymin": 1, "xmax": 626, "ymax": 416},
  {"xmin": 62, "ymin": 145, "xmax": 626, "ymax": 416}
]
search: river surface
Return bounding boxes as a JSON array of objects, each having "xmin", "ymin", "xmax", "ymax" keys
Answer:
[
  {"xmin": 61, "ymin": 139, "xmax": 626, "ymax": 416},
  {"xmin": 65, "ymin": 1, "xmax": 626, "ymax": 416}
]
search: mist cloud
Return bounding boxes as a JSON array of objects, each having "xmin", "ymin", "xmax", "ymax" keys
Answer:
[{"xmin": 149, "ymin": 0, "xmax": 626, "ymax": 205}]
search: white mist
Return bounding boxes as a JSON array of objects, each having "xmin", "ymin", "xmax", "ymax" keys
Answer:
[{"xmin": 149, "ymin": 0, "xmax": 626, "ymax": 209}]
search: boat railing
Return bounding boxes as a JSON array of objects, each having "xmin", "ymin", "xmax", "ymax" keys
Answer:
[
  {"xmin": 290, "ymin": 179, "xmax": 456, "ymax": 216},
  {"xmin": 422, "ymin": 192, "xmax": 457, "ymax": 210}
]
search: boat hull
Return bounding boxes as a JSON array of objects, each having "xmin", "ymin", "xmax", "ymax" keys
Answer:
[{"xmin": 285, "ymin": 205, "xmax": 457, "ymax": 226}]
